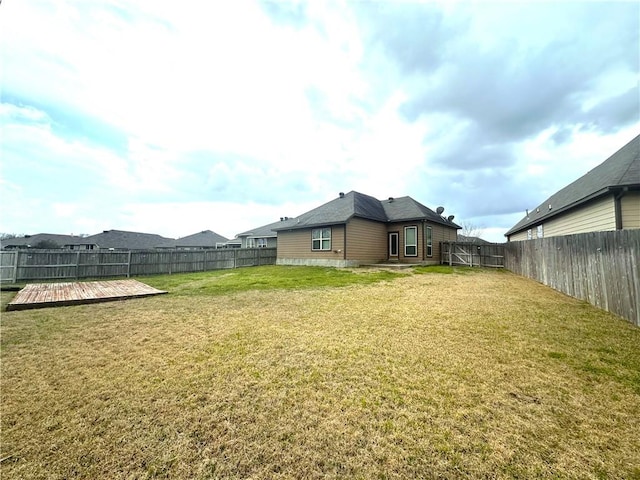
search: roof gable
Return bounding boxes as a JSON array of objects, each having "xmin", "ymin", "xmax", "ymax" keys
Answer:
[
  {"xmin": 506, "ymin": 134, "xmax": 640, "ymax": 236},
  {"xmin": 157, "ymin": 230, "xmax": 228, "ymax": 248}
]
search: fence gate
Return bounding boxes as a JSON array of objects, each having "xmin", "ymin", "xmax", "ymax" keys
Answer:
[{"xmin": 440, "ymin": 242, "xmax": 504, "ymax": 268}]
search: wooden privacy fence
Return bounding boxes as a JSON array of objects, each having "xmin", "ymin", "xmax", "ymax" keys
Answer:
[
  {"xmin": 0, "ymin": 248, "xmax": 277, "ymax": 283},
  {"xmin": 440, "ymin": 242, "xmax": 505, "ymax": 267},
  {"xmin": 504, "ymin": 230, "xmax": 639, "ymax": 326}
]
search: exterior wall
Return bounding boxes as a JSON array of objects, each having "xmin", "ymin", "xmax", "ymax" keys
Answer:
[
  {"xmin": 276, "ymin": 225, "xmax": 346, "ymax": 262},
  {"xmin": 508, "ymin": 195, "xmax": 620, "ymax": 241},
  {"xmin": 430, "ymin": 222, "xmax": 457, "ymax": 262},
  {"xmin": 344, "ymin": 217, "xmax": 388, "ymax": 263},
  {"xmin": 542, "ymin": 195, "xmax": 616, "ymax": 237},
  {"xmin": 621, "ymin": 191, "xmax": 640, "ymax": 229},
  {"xmin": 277, "ymin": 220, "xmax": 458, "ymax": 267}
]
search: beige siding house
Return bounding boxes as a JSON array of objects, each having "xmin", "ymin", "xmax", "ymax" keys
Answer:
[
  {"xmin": 274, "ymin": 191, "xmax": 460, "ymax": 267},
  {"xmin": 506, "ymin": 134, "xmax": 640, "ymax": 241}
]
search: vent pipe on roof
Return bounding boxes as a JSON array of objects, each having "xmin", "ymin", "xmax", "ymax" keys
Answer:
[
  {"xmin": 447, "ymin": 215, "xmax": 455, "ymax": 222},
  {"xmin": 339, "ymin": 192, "xmax": 345, "ymax": 198},
  {"xmin": 436, "ymin": 206, "xmax": 445, "ymax": 215}
]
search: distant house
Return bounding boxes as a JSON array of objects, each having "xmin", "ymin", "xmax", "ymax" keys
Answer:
[
  {"xmin": 1, "ymin": 233, "xmax": 82, "ymax": 250},
  {"xmin": 235, "ymin": 218, "xmax": 297, "ymax": 248},
  {"xmin": 65, "ymin": 230, "xmax": 174, "ymax": 250},
  {"xmin": 456, "ymin": 234, "xmax": 492, "ymax": 244},
  {"xmin": 273, "ymin": 191, "xmax": 460, "ymax": 267},
  {"xmin": 156, "ymin": 230, "xmax": 229, "ymax": 250},
  {"xmin": 505, "ymin": 134, "xmax": 640, "ymax": 241}
]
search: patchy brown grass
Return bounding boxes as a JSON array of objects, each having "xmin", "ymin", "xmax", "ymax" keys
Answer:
[{"xmin": 1, "ymin": 268, "xmax": 639, "ymax": 479}]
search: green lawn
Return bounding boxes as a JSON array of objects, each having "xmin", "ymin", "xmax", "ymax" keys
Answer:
[{"xmin": 1, "ymin": 266, "xmax": 639, "ymax": 479}]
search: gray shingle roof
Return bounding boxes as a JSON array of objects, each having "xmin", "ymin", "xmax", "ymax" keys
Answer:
[
  {"xmin": 506, "ymin": 134, "xmax": 640, "ymax": 236},
  {"xmin": 157, "ymin": 230, "xmax": 228, "ymax": 248},
  {"xmin": 236, "ymin": 218, "xmax": 298, "ymax": 238},
  {"xmin": 273, "ymin": 191, "xmax": 460, "ymax": 230},
  {"xmin": 73, "ymin": 230, "xmax": 174, "ymax": 250},
  {"xmin": 0, "ymin": 233, "xmax": 82, "ymax": 249}
]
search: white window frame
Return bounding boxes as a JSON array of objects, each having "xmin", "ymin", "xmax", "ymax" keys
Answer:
[
  {"xmin": 536, "ymin": 225, "xmax": 543, "ymax": 239},
  {"xmin": 425, "ymin": 225, "xmax": 433, "ymax": 257},
  {"xmin": 405, "ymin": 226, "xmax": 418, "ymax": 257},
  {"xmin": 312, "ymin": 228, "xmax": 331, "ymax": 251}
]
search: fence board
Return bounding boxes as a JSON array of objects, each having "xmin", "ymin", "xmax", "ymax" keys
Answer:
[
  {"xmin": 504, "ymin": 230, "xmax": 639, "ymax": 326},
  {"xmin": 440, "ymin": 242, "xmax": 505, "ymax": 268},
  {"xmin": 0, "ymin": 248, "xmax": 277, "ymax": 284}
]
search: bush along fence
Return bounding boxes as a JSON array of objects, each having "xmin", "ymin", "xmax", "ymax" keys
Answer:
[
  {"xmin": 0, "ymin": 248, "xmax": 277, "ymax": 284},
  {"xmin": 504, "ymin": 230, "xmax": 639, "ymax": 326}
]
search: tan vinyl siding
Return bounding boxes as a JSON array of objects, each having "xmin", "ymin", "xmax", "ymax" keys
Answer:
[
  {"xmin": 430, "ymin": 223, "xmax": 457, "ymax": 261},
  {"xmin": 543, "ymin": 196, "xmax": 616, "ymax": 237},
  {"xmin": 276, "ymin": 225, "xmax": 345, "ymax": 260},
  {"xmin": 345, "ymin": 218, "xmax": 388, "ymax": 262},
  {"xmin": 621, "ymin": 191, "xmax": 640, "ymax": 229},
  {"xmin": 509, "ymin": 230, "xmax": 530, "ymax": 242}
]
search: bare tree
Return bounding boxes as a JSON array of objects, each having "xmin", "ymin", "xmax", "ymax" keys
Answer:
[{"xmin": 459, "ymin": 221, "xmax": 484, "ymax": 240}]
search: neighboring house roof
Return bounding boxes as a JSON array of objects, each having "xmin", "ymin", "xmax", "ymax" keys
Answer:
[
  {"xmin": 157, "ymin": 230, "xmax": 228, "ymax": 248},
  {"xmin": 236, "ymin": 218, "xmax": 298, "ymax": 238},
  {"xmin": 273, "ymin": 191, "xmax": 461, "ymax": 231},
  {"xmin": 69, "ymin": 230, "xmax": 174, "ymax": 249},
  {"xmin": 505, "ymin": 134, "xmax": 640, "ymax": 236},
  {"xmin": 457, "ymin": 234, "xmax": 492, "ymax": 244},
  {"xmin": 0, "ymin": 233, "xmax": 83, "ymax": 249}
]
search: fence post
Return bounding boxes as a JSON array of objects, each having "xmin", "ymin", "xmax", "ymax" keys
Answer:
[
  {"xmin": 12, "ymin": 251, "xmax": 19, "ymax": 283},
  {"xmin": 127, "ymin": 251, "xmax": 132, "ymax": 278},
  {"xmin": 76, "ymin": 251, "xmax": 81, "ymax": 280},
  {"xmin": 449, "ymin": 242, "xmax": 453, "ymax": 266}
]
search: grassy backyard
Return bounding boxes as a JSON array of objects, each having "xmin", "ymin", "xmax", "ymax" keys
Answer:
[{"xmin": 1, "ymin": 266, "xmax": 639, "ymax": 479}]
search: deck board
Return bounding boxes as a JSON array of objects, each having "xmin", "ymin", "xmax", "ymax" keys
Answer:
[{"xmin": 6, "ymin": 279, "xmax": 167, "ymax": 311}]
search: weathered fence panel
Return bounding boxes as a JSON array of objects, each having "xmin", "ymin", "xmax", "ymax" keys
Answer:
[
  {"xmin": 440, "ymin": 242, "xmax": 505, "ymax": 267},
  {"xmin": 0, "ymin": 248, "xmax": 277, "ymax": 284},
  {"xmin": 504, "ymin": 230, "xmax": 639, "ymax": 326}
]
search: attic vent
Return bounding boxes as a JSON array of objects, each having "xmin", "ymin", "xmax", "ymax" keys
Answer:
[
  {"xmin": 447, "ymin": 215, "xmax": 455, "ymax": 222},
  {"xmin": 388, "ymin": 197, "xmax": 394, "ymax": 202},
  {"xmin": 339, "ymin": 192, "xmax": 345, "ymax": 198},
  {"xmin": 548, "ymin": 204, "xmax": 552, "ymax": 210},
  {"xmin": 436, "ymin": 206, "xmax": 445, "ymax": 215}
]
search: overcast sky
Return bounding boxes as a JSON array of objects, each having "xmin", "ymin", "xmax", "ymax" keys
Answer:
[{"xmin": 1, "ymin": 1, "xmax": 638, "ymax": 242}]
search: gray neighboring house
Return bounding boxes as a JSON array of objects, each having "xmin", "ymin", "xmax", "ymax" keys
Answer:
[
  {"xmin": 506, "ymin": 134, "xmax": 640, "ymax": 241},
  {"xmin": 65, "ymin": 230, "xmax": 174, "ymax": 250},
  {"xmin": 235, "ymin": 217, "xmax": 297, "ymax": 248},
  {"xmin": 156, "ymin": 230, "xmax": 229, "ymax": 250},
  {"xmin": 1, "ymin": 233, "xmax": 83, "ymax": 250}
]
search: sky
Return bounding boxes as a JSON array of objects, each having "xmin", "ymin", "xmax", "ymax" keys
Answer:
[{"xmin": 1, "ymin": 1, "xmax": 638, "ymax": 243}]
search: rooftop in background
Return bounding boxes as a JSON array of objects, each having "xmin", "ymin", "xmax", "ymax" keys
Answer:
[{"xmin": 156, "ymin": 230, "xmax": 229, "ymax": 249}]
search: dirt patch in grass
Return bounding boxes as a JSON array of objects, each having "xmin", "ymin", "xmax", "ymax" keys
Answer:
[{"xmin": 1, "ymin": 268, "xmax": 639, "ymax": 479}]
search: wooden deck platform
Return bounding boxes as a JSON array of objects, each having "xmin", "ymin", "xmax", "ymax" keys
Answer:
[{"xmin": 6, "ymin": 279, "xmax": 167, "ymax": 311}]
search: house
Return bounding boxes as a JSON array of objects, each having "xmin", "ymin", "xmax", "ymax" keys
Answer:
[
  {"xmin": 65, "ymin": 229, "xmax": 174, "ymax": 250},
  {"xmin": 235, "ymin": 217, "xmax": 297, "ymax": 248},
  {"xmin": 273, "ymin": 191, "xmax": 460, "ymax": 267},
  {"xmin": 156, "ymin": 230, "xmax": 229, "ymax": 250},
  {"xmin": 456, "ymin": 234, "xmax": 492, "ymax": 244},
  {"xmin": 505, "ymin": 134, "xmax": 640, "ymax": 241},
  {"xmin": 0, "ymin": 233, "xmax": 83, "ymax": 250}
]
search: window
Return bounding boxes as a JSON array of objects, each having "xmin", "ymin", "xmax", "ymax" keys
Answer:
[
  {"xmin": 425, "ymin": 225, "xmax": 432, "ymax": 257},
  {"xmin": 536, "ymin": 225, "xmax": 543, "ymax": 239},
  {"xmin": 527, "ymin": 229, "xmax": 532, "ymax": 240},
  {"xmin": 257, "ymin": 238, "xmax": 268, "ymax": 248},
  {"xmin": 312, "ymin": 228, "xmax": 331, "ymax": 251},
  {"xmin": 405, "ymin": 226, "xmax": 417, "ymax": 256},
  {"xmin": 248, "ymin": 238, "xmax": 268, "ymax": 248}
]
